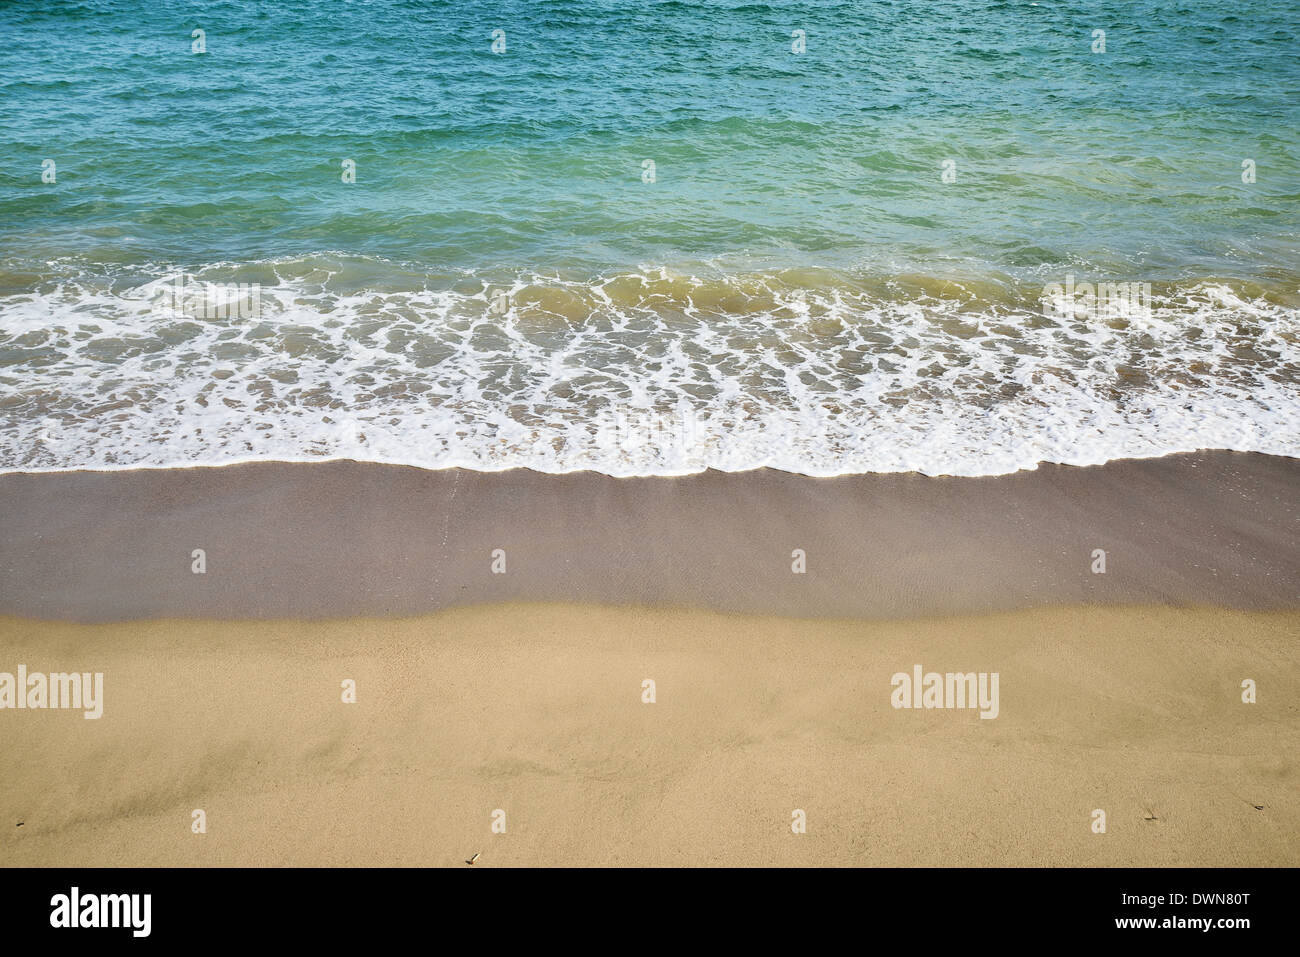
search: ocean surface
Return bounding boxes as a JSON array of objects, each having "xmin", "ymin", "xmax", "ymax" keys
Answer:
[{"xmin": 1, "ymin": 0, "xmax": 1297, "ymax": 476}]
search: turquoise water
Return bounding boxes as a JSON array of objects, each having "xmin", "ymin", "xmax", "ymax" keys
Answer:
[
  {"xmin": 0, "ymin": 0, "xmax": 1298, "ymax": 475},
  {"xmin": 3, "ymin": 0, "xmax": 1298, "ymax": 275}
]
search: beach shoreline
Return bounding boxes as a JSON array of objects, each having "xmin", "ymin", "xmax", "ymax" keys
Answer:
[
  {"xmin": 1, "ymin": 450, "xmax": 1296, "ymax": 622},
  {"xmin": 1, "ymin": 450, "xmax": 1296, "ymax": 866}
]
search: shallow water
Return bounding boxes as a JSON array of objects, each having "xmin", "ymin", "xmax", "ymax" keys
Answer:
[{"xmin": 1, "ymin": 0, "xmax": 1297, "ymax": 474}]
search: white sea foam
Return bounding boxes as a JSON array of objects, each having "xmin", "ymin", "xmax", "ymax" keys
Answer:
[{"xmin": 1, "ymin": 261, "xmax": 1297, "ymax": 477}]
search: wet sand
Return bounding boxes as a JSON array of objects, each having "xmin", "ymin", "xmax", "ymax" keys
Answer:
[{"xmin": 0, "ymin": 451, "xmax": 1296, "ymax": 622}]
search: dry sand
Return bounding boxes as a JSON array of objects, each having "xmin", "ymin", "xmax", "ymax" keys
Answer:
[{"xmin": 1, "ymin": 603, "xmax": 1296, "ymax": 867}]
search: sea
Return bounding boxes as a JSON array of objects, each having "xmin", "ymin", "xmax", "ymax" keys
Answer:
[{"xmin": 1, "ymin": 0, "xmax": 1297, "ymax": 476}]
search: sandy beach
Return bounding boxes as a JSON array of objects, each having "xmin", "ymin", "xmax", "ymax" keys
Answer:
[
  {"xmin": 1, "ymin": 451, "xmax": 1297, "ymax": 866},
  {"xmin": 1, "ymin": 604, "xmax": 1297, "ymax": 867},
  {"xmin": 1, "ymin": 450, "xmax": 1297, "ymax": 622}
]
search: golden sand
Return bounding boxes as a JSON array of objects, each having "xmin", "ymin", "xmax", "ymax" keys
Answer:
[{"xmin": 2, "ymin": 603, "xmax": 1296, "ymax": 867}]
